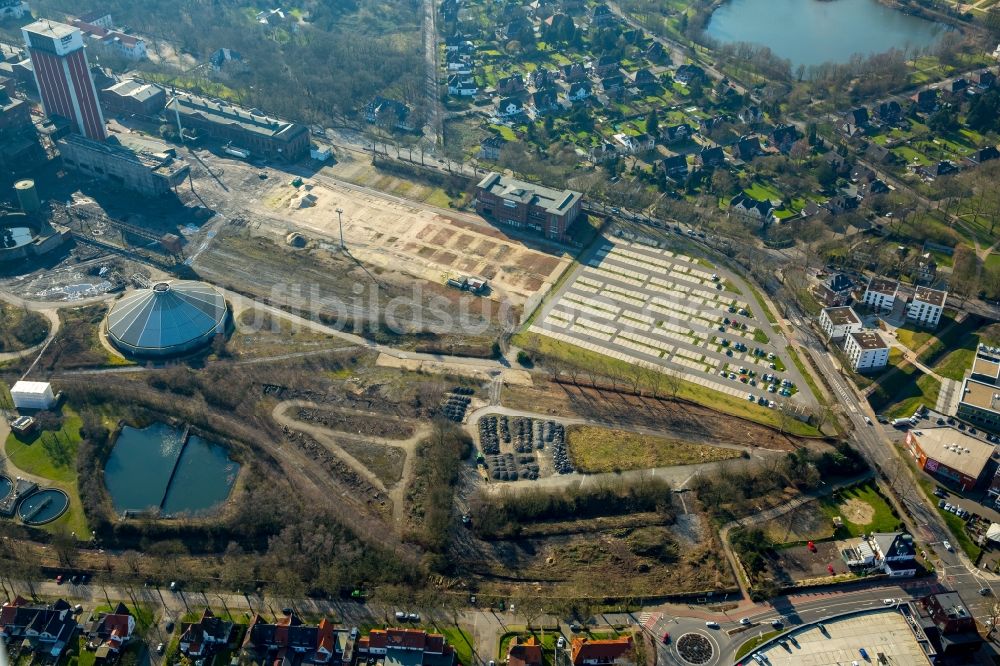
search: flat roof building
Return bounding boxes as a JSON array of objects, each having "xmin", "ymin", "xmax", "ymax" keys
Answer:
[
  {"xmin": 819, "ymin": 306, "xmax": 862, "ymax": 341},
  {"xmin": 956, "ymin": 376, "xmax": 1000, "ymax": 433},
  {"xmin": 915, "ymin": 591, "xmax": 982, "ymax": 661},
  {"xmin": 862, "ymin": 276, "xmax": 899, "ymax": 312},
  {"xmin": 971, "ymin": 344, "xmax": 1000, "ymax": 384},
  {"xmin": 905, "ymin": 427, "xmax": 994, "ymax": 491},
  {"xmin": 474, "ymin": 172, "xmax": 583, "ymax": 242},
  {"xmin": 907, "ymin": 286, "xmax": 947, "ymax": 328},
  {"xmin": 10, "ymin": 381, "xmax": 56, "ymax": 410},
  {"xmin": 165, "ymin": 92, "xmax": 309, "ymax": 161},
  {"xmin": 845, "ymin": 330, "xmax": 889, "ymax": 372}
]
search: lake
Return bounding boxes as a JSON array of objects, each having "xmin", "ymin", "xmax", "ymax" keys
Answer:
[
  {"xmin": 104, "ymin": 422, "xmax": 240, "ymax": 516},
  {"xmin": 705, "ymin": 0, "xmax": 948, "ymax": 69}
]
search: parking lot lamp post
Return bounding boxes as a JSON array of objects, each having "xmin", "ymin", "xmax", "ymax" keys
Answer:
[{"xmin": 336, "ymin": 208, "xmax": 345, "ymax": 250}]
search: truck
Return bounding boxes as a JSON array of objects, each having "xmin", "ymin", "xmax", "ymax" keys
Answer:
[
  {"xmin": 445, "ymin": 275, "xmax": 488, "ymax": 294},
  {"xmin": 890, "ymin": 417, "xmax": 912, "ymax": 428}
]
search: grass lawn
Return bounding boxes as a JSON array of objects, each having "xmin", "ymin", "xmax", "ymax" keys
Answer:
[
  {"xmin": 5, "ymin": 405, "xmax": 89, "ymax": 535},
  {"xmin": 933, "ymin": 348, "xmax": 976, "ymax": 381},
  {"xmin": 512, "ymin": 332, "xmax": 820, "ymax": 437},
  {"xmin": 786, "ymin": 346, "xmax": 823, "ymax": 404},
  {"xmin": 882, "ymin": 373, "xmax": 941, "ymax": 420},
  {"xmin": 435, "ymin": 625, "xmax": 475, "ymax": 666},
  {"xmin": 735, "ymin": 630, "xmax": 780, "ymax": 660},
  {"xmin": 744, "ymin": 181, "xmax": 782, "ymax": 202},
  {"xmin": 566, "ymin": 425, "xmax": 743, "ymax": 473},
  {"xmin": 896, "ymin": 326, "xmax": 936, "ymax": 353},
  {"xmin": 818, "ymin": 482, "xmax": 902, "ymax": 538},
  {"xmin": 747, "ymin": 283, "xmax": 778, "ymax": 325}
]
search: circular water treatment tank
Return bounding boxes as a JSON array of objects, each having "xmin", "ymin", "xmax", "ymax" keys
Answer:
[
  {"xmin": 17, "ymin": 488, "xmax": 69, "ymax": 525},
  {"xmin": 107, "ymin": 280, "xmax": 228, "ymax": 358}
]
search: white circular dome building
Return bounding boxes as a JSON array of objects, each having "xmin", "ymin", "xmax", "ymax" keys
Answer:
[{"xmin": 106, "ymin": 281, "xmax": 228, "ymax": 358}]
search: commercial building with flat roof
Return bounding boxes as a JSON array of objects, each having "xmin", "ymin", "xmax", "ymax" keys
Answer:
[
  {"xmin": 907, "ymin": 286, "xmax": 947, "ymax": 328},
  {"xmin": 165, "ymin": 92, "xmax": 309, "ymax": 161},
  {"xmin": 915, "ymin": 592, "xmax": 983, "ymax": 661},
  {"xmin": 845, "ymin": 330, "xmax": 889, "ymax": 372},
  {"xmin": 862, "ymin": 276, "xmax": 899, "ymax": 312},
  {"xmin": 474, "ymin": 172, "xmax": 583, "ymax": 242},
  {"xmin": 905, "ymin": 427, "xmax": 994, "ymax": 490},
  {"xmin": 819, "ymin": 306, "xmax": 862, "ymax": 340}
]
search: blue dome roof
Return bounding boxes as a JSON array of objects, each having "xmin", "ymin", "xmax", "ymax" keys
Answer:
[{"xmin": 107, "ymin": 281, "xmax": 227, "ymax": 357}]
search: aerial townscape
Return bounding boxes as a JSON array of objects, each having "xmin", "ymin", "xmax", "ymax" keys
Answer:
[{"xmin": 4, "ymin": 0, "xmax": 1000, "ymax": 665}]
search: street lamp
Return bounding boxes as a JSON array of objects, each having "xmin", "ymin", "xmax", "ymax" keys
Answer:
[{"xmin": 336, "ymin": 208, "xmax": 345, "ymax": 250}]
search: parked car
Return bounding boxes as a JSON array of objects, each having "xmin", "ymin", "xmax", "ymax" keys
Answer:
[
  {"xmin": 739, "ymin": 618, "xmax": 751, "ymax": 626},
  {"xmin": 771, "ymin": 619, "xmax": 783, "ymax": 629},
  {"xmin": 660, "ymin": 632, "xmax": 670, "ymax": 645},
  {"xmin": 943, "ymin": 540, "xmax": 954, "ymax": 552},
  {"xmin": 882, "ymin": 598, "xmax": 895, "ymax": 606},
  {"xmin": 156, "ymin": 643, "xmax": 165, "ymax": 654},
  {"xmin": 558, "ymin": 637, "xmax": 566, "ymax": 649},
  {"xmin": 55, "ymin": 575, "xmax": 64, "ymax": 584},
  {"xmin": 705, "ymin": 621, "xmax": 719, "ymax": 629},
  {"xmin": 408, "ymin": 612, "xmax": 420, "ymax": 622},
  {"xmin": 395, "ymin": 611, "xmax": 406, "ymax": 620}
]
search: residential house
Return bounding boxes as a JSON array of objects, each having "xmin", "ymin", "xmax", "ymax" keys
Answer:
[
  {"xmin": 497, "ymin": 74, "xmax": 525, "ymax": 96},
  {"xmin": 631, "ymin": 68, "xmax": 656, "ymax": 89},
  {"xmin": 657, "ymin": 154, "xmax": 688, "ymax": 181},
  {"xmin": 600, "ymin": 75, "xmax": 625, "ymax": 96},
  {"xmin": 732, "ymin": 135, "xmax": 763, "ymax": 161},
  {"xmin": 697, "ymin": 146, "xmax": 725, "ymax": 169},
  {"xmin": 906, "ymin": 286, "xmax": 947, "ymax": 328},
  {"xmin": 871, "ymin": 532, "xmax": 918, "ymax": 577},
  {"xmin": 255, "ymin": 8, "xmax": 286, "ymax": 25},
  {"xmin": 813, "ymin": 273, "xmax": 854, "ymax": 309},
  {"xmin": 918, "ymin": 160, "xmax": 958, "ymax": 181},
  {"xmin": 915, "ymin": 592, "xmax": 983, "ymax": 661},
  {"xmin": 674, "ymin": 64, "xmax": 704, "ymax": 85},
  {"xmin": 969, "ymin": 146, "xmax": 1000, "ymax": 165},
  {"xmin": 698, "ymin": 115, "xmax": 726, "ymax": 135},
  {"xmin": 589, "ymin": 140, "xmax": 618, "ymax": 163},
  {"xmin": 645, "ymin": 41, "xmax": 666, "ymax": 62},
  {"xmin": 501, "ymin": 18, "xmax": 533, "ymax": 41},
  {"xmin": 507, "ymin": 636, "xmax": 543, "ymax": 666},
  {"xmin": 859, "ymin": 178, "xmax": 890, "ymax": 197},
  {"xmin": 661, "ymin": 123, "xmax": 691, "ymax": 144},
  {"xmin": 0, "ymin": 597, "xmax": 78, "ymax": 659},
  {"xmin": 531, "ymin": 68, "xmax": 556, "ymax": 89},
  {"xmin": 447, "ymin": 75, "xmax": 478, "ymax": 96},
  {"xmin": 567, "ymin": 81, "xmax": 591, "ymax": 102},
  {"xmin": 737, "ymin": 105, "xmax": 763, "ymax": 125},
  {"xmin": 612, "ymin": 132, "xmax": 654, "ymax": 154},
  {"xmin": 875, "ymin": 100, "xmax": 903, "ymax": 124},
  {"xmin": 844, "ymin": 330, "xmax": 889, "ymax": 372},
  {"xmin": 840, "ymin": 107, "xmax": 870, "ymax": 137},
  {"xmin": 445, "ymin": 51, "xmax": 473, "ymax": 74},
  {"xmin": 570, "ymin": 637, "xmax": 634, "ymax": 666},
  {"xmin": 242, "ymin": 615, "xmax": 340, "ymax": 665},
  {"xmin": 913, "ymin": 88, "xmax": 939, "ymax": 113},
  {"xmin": 364, "ymin": 96, "xmax": 413, "ymax": 131},
  {"xmin": 911, "ymin": 253, "xmax": 938, "ymax": 285},
  {"xmin": 861, "ymin": 276, "xmax": 899, "ymax": 312},
  {"xmin": 866, "ymin": 144, "xmax": 892, "ymax": 164},
  {"xmin": 209, "ymin": 47, "xmax": 243, "ymax": 71},
  {"xmin": 444, "ymin": 35, "xmax": 473, "ymax": 52},
  {"xmin": 497, "ymin": 97, "xmax": 524, "ymax": 117},
  {"xmin": 474, "ymin": 171, "xmax": 583, "ymax": 241},
  {"xmin": 72, "ymin": 19, "xmax": 148, "ymax": 60},
  {"xmin": 973, "ymin": 69, "xmax": 997, "ymax": 89},
  {"xmin": 769, "ymin": 124, "xmax": 798, "ymax": 153},
  {"xmin": 851, "ymin": 165, "xmax": 876, "ymax": 183},
  {"xmin": 593, "ymin": 55, "xmax": 619, "ymax": 77},
  {"xmin": 479, "ymin": 134, "xmax": 507, "ymax": 160},
  {"xmin": 0, "ymin": 0, "xmax": 29, "ymax": 19},
  {"xmin": 561, "ymin": 62, "xmax": 588, "ymax": 82},
  {"xmin": 945, "ymin": 78, "xmax": 968, "ymax": 96},
  {"xmin": 729, "ymin": 192, "xmax": 774, "ymax": 223},
  {"xmin": 823, "ymin": 194, "xmax": 859, "ymax": 216},
  {"xmin": 440, "ymin": 0, "xmax": 459, "ymax": 20},
  {"xmin": 591, "ymin": 3, "xmax": 614, "ymax": 26},
  {"xmin": 90, "ymin": 603, "xmax": 136, "ymax": 654},
  {"xmin": 819, "ymin": 306, "xmax": 862, "ymax": 341},
  {"xmin": 532, "ymin": 89, "xmax": 559, "ymax": 113},
  {"xmin": 79, "ymin": 10, "xmax": 114, "ymax": 29},
  {"xmin": 179, "ymin": 608, "xmax": 233, "ymax": 658},
  {"xmin": 356, "ymin": 628, "xmax": 455, "ymax": 666}
]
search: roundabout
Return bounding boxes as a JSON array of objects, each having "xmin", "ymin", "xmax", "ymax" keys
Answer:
[{"xmin": 675, "ymin": 632, "xmax": 715, "ymax": 665}]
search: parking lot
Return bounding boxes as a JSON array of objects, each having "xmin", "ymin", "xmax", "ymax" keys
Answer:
[
  {"xmin": 754, "ymin": 610, "xmax": 931, "ymax": 666},
  {"xmin": 529, "ymin": 236, "xmax": 815, "ymax": 411}
]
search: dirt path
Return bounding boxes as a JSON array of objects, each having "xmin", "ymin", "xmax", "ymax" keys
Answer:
[{"xmin": 271, "ymin": 400, "xmax": 431, "ymax": 525}]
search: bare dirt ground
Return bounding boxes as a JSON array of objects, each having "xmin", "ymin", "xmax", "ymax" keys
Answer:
[
  {"xmin": 839, "ymin": 497, "xmax": 876, "ymax": 525},
  {"xmin": 254, "ymin": 177, "xmax": 569, "ymax": 305},
  {"xmin": 768, "ymin": 541, "xmax": 849, "ymax": 585},
  {"xmin": 503, "ymin": 381, "xmax": 823, "ymax": 452}
]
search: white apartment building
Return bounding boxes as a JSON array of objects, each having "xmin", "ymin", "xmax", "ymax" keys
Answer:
[
  {"xmin": 819, "ymin": 306, "xmax": 862, "ymax": 341},
  {"xmin": 907, "ymin": 286, "xmax": 947, "ymax": 328},
  {"xmin": 845, "ymin": 330, "xmax": 890, "ymax": 372},
  {"xmin": 862, "ymin": 276, "xmax": 899, "ymax": 312}
]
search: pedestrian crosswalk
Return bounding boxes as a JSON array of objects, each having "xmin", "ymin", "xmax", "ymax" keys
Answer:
[{"xmin": 638, "ymin": 612, "xmax": 662, "ymax": 629}]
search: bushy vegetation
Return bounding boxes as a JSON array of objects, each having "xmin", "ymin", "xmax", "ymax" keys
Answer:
[
  {"xmin": 0, "ymin": 305, "xmax": 48, "ymax": 351},
  {"xmin": 405, "ymin": 422, "xmax": 472, "ymax": 567},
  {"xmin": 471, "ymin": 477, "xmax": 675, "ymax": 538},
  {"xmin": 691, "ymin": 443, "xmax": 868, "ymax": 523}
]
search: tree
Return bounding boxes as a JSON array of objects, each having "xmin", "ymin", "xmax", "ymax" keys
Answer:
[
  {"xmin": 646, "ymin": 109, "xmax": 659, "ymax": 138},
  {"xmin": 927, "ymin": 106, "xmax": 959, "ymax": 135}
]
